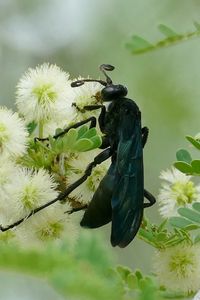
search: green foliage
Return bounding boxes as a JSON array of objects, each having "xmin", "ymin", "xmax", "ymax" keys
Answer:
[
  {"xmin": 50, "ymin": 125, "xmax": 102, "ymax": 153},
  {"xmin": 174, "ymin": 135, "xmax": 200, "ymax": 175},
  {"xmin": 19, "ymin": 125, "xmax": 102, "ymax": 170},
  {"xmin": 169, "ymin": 203, "xmax": 200, "ymax": 231},
  {"xmin": 138, "ymin": 217, "xmax": 191, "ymax": 249},
  {"xmin": 116, "ymin": 265, "xmax": 163, "ymax": 300},
  {"xmin": 116, "ymin": 265, "xmax": 189, "ymax": 300},
  {"xmin": 126, "ymin": 23, "xmax": 200, "ymax": 54}
]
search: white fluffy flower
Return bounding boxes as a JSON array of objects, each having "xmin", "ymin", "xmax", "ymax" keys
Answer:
[
  {"xmin": 4, "ymin": 168, "xmax": 58, "ymax": 224},
  {"xmin": 0, "ymin": 107, "xmax": 28, "ymax": 157},
  {"xmin": 0, "ymin": 155, "xmax": 19, "ymax": 220},
  {"xmin": 70, "ymin": 78, "xmax": 103, "ymax": 122},
  {"xmin": 154, "ymin": 243, "xmax": 200, "ymax": 294},
  {"xmin": 15, "ymin": 203, "xmax": 78, "ymax": 248},
  {"xmin": 158, "ymin": 167, "xmax": 200, "ymax": 218},
  {"xmin": 66, "ymin": 151, "xmax": 110, "ymax": 205},
  {"xmin": 16, "ymin": 63, "xmax": 73, "ymax": 124},
  {"xmin": 0, "ymin": 154, "xmax": 18, "ymax": 188}
]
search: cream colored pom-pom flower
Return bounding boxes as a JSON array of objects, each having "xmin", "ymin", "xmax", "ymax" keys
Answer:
[
  {"xmin": 158, "ymin": 167, "xmax": 200, "ymax": 218},
  {"xmin": 4, "ymin": 168, "xmax": 58, "ymax": 224},
  {"xmin": 0, "ymin": 107, "xmax": 28, "ymax": 157},
  {"xmin": 0, "ymin": 154, "xmax": 18, "ymax": 188},
  {"xmin": 66, "ymin": 151, "xmax": 110, "ymax": 205},
  {"xmin": 0, "ymin": 155, "xmax": 19, "ymax": 222},
  {"xmin": 154, "ymin": 243, "xmax": 200, "ymax": 294},
  {"xmin": 15, "ymin": 203, "xmax": 78, "ymax": 248},
  {"xmin": 16, "ymin": 63, "xmax": 72, "ymax": 124}
]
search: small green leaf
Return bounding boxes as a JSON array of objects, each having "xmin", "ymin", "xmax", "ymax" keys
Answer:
[
  {"xmin": 191, "ymin": 160, "xmax": 200, "ymax": 174},
  {"xmin": 138, "ymin": 278, "xmax": 147, "ymax": 289},
  {"xmin": 173, "ymin": 161, "xmax": 192, "ymax": 174},
  {"xmin": 176, "ymin": 149, "xmax": 192, "ymax": 164},
  {"xmin": 73, "ymin": 139, "xmax": 93, "ymax": 152},
  {"xmin": 77, "ymin": 125, "xmax": 88, "ymax": 139},
  {"xmin": 27, "ymin": 121, "xmax": 37, "ymax": 135},
  {"xmin": 81, "ymin": 127, "xmax": 97, "ymax": 139},
  {"xmin": 192, "ymin": 202, "xmax": 200, "ymax": 212},
  {"xmin": 158, "ymin": 24, "xmax": 178, "ymax": 38},
  {"xmin": 65, "ymin": 128, "xmax": 78, "ymax": 146},
  {"xmin": 178, "ymin": 207, "xmax": 200, "ymax": 223},
  {"xmin": 116, "ymin": 265, "xmax": 131, "ymax": 281},
  {"xmin": 126, "ymin": 35, "xmax": 154, "ymax": 53},
  {"xmin": 185, "ymin": 224, "xmax": 200, "ymax": 230},
  {"xmin": 169, "ymin": 216, "xmax": 192, "ymax": 228},
  {"xmin": 155, "ymin": 232, "xmax": 168, "ymax": 242},
  {"xmin": 138, "ymin": 228, "xmax": 154, "ymax": 242},
  {"xmin": 127, "ymin": 273, "xmax": 138, "ymax": 289},
  {"xmin": 135, "ymin": 270, "xmax": 143, "ymax": 281},
  {"xmin": 186, "ymin": 135, "xmax": 200, "ymax": 150},
  {"xmin": 90, "ymin": 135, "xmax": 102, "ymax": 149},
  {"xmin": 157, "ymin": 219, "xmax": 168, "ymax": 232}
]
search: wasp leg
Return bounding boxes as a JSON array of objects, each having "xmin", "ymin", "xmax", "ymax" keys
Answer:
[
  {"xmin": 99, "ymin": 135, "xmax": 110, "ymax": 149},
  {"xmin": 84, "ymin": 104, "xmax": 106, "ymax": 132},
  {"xmin": 142, "ymin": 126, "xmax": 149, "ymax": 148},
  {"xmin": 98, "ymin": 105, "xmax": 106, "ymax": 132},
  {"xmin": 54, "ymin": 116, "xmax": 97, "ymax": 138},
  {"xmin": 35, "ymin": 116, "xmax": 97, "ymax": 142},
  {"xmin": 83, "ymin": 105, "xmax": 104, "ymax": 110},
  {"xmin": 143, "ymin": 189, "xmax": 156, "ymax": 208}
]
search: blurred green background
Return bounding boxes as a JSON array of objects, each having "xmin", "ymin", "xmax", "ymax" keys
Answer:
[{"xmin": 0, "ymin": 0, "xmax": 200, "ymax": 298}]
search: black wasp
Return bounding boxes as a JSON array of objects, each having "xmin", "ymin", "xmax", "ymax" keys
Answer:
[
  {"xmin": 70, "ymin": 64, "xmax": 156, "ymax": 248},
  {"xmin": 0, "ymin": 64, "xmax": 156, "ymax": 246}
]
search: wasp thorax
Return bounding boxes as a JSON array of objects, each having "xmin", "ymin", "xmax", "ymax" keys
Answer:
[{"xmin": 101, "ymin": 84, "xmax": 128, "ymax": 101}]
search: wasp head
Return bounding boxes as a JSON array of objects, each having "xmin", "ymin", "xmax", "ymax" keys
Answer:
[
  {"xmin": 71, "ymin": 64, "xmax": 128, "ymax": 102},
  {"xmin": 101, "ymin": 84, "xmax": 128, "ymax": 102}
]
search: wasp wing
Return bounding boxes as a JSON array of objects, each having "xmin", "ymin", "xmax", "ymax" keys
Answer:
[
  {"xmin": 80, "ymin": 162, "xmax": 116, "ymax": 228},
  {"xmin": 111, "ymin": 106, "xmax": 144, "ymax": 248}
]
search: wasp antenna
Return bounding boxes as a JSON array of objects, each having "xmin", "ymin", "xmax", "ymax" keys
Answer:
[
  {"xmin": 71, "ymin": 80, "xmax": 85, "ymax": 87},
  {"xmin": 100, "ymin": 64, "xmax": 115, "ymax": 84},
  {"xmin": 71, "ymin": 78, "xmax": 107, "ymax": 88}
]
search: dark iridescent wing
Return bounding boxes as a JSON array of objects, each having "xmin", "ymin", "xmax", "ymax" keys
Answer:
[
  {"xmin": 111, "ymin": 104, "xmax": 144, "ymax": 248},
  {"xmin": 80, "ymin": 163, "xmax": 116, "ymax": 228}
]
